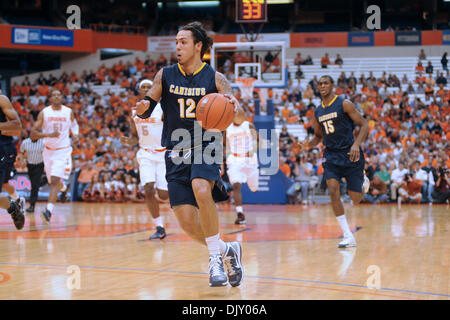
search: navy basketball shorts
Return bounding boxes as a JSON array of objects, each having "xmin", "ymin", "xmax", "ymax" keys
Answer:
[
  {"xmin": 0, "ymin": 143, "xmax": 17, "ymax": 192},
  {"xmin": 164, "ymin": 146, "xmax": 222, "ymax": 208},
  {"xmin": 323, "ymin": 148, "xmax": 365, "ymax": 193}
]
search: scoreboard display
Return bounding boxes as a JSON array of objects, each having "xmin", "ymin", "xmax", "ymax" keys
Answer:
[{"xmin": 235, "ymin": 0, "xmax": 268, "ymax": 23}]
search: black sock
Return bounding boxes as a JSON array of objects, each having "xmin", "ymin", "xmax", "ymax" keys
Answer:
[{"xmin": 7, "ymin": 201, "xmax": 17, "ymax": 214}]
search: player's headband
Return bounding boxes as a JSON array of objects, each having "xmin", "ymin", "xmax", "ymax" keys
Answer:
[
  {"xmin": 139, "ymin": 79, "xmax": 153, "ymax": 88},
  {"xmin": 189, "ymin": 26, "xmax": 206, "ymax": 44}
]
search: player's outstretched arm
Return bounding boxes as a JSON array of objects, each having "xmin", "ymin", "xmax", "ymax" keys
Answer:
[
  {"xmin": 301, "ymin": 115, "xmax": 323, "ymax": 150},
  {"xmin": 215, "ymin": 71, "xmax": 244, "ymax": 119},
  {"xmin": 0, "ymin": 95, "xmax": 22, "ymax": 134},
  {"xmin": 343, "ymin": 99, "xmax": 369, "ymax": 162},
  {"xmin": 136, "ymin": 69, "xmax": 163, "ymax": 118}
]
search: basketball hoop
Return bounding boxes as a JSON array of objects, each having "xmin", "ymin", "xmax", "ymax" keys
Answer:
[{"xmin": 236, "ymin": 77, "xmax": 256, "ymax": 102}]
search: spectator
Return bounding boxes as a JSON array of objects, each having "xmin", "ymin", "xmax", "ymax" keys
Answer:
[
  {"xmin": 76, "ymin": 161, "xmax": 98, "ymax": 201},
  {"xmin": 294, "ymin": 52, "xmax": 305, "ymax": 65},
  {"xmin": 335, "ymin": 54, "xmax": 343, "ymax": 66},
  {"xmin": 401, "ymin": 74, "xmax": 409, "ymax": 84},
  {"xmin": 390, "ymin": 162, "xmax": 409, "ymax": 201},
  {"xmin": 321, "ymin": 53, "xmax": 330, "ymax": 68},
  {"xmin": 287, "ymin": 154, "xmax": 313, "ymax": 205},
  {"xmin": 295, "ymin": 65, "xmax": 304, "ymax": 79},
  {"xmin": 398, "ymin": 173, "xmax": 422, "ymax": 204},
  {"xmin": 304, "ymin": 55, "xmax": 313, "ymax": 65},
  {"xmin": 303, "ymin": 84, "xmax": 314, "ymax": 100},
  {"xmin": 375, "ymin": 163, "xmax": 391, "ymax": 184},
  {"xmin": 412, "ymin": 160, "xmax": 434, "ymax": 203},
  {"xmin": 425, "ymin": 61, "xmax": 433, "ymax": 74},
  {"xmin": 279, "ymin": 156, "xmax": 291, "ymax": 177},
  {"xmin": 364, "ymin": 174, "xmax": 388, "ymax": 204},
  {"xmin": 436, "ymin": 72, "xmax": 447, "ymax": 86},
  {"xmin": 441, "ymin": 52, "xmax": 448, "ymax": 71},
  {"xmin": 418, "ymin": 49, "xmax": 426, "ymax": 60},
  {"xmin": 279, "ymin": 125, "xmax": 293, "ymax": 144},
  {"xmin": 431, "ymin": 167, "xmax": 449, "ymax": 204},
  {"xmin": 415, "ymin": 61, "xmax": 424, "ymax": 73}
]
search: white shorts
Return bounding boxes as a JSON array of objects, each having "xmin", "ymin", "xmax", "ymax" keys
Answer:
[
  {"xmin": 43, "ymin": 146, "xmax": 72, "ymax": 182},
  {"xmin": 136, "ymin": 148, "xmax": 168, "ymax": 190},
  {"xmin": 227, "ymin": 162, "xmax": 259, "ymax": 192}
]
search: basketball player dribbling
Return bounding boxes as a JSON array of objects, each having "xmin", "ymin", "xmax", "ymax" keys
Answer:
[
  {"xmin": 135, "ymin": 22, "xmax": 245, "ymax": 287},
  {"xmin": 121, "ymin": 79, "xmax": 169, "ymax": 240},
  {"xmin": 225, "ymin": 111, "xmax": 259, "ymax": 225},
  {"xmin": 302, "ymin": 76, "xmax": 369, "ymax": 248},
  {"xmin": 0, "ymin": 94, "xmax": 25, "ymax": 229},
  {"xmin": 31, "ymin": 90, "xmax": 79, "ymax": 224}
]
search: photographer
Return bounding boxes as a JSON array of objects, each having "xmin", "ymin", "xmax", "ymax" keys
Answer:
[
  {"xmin": 398, "ymin": 173, "xmax": 422, "ymax": 204},
  {"xmin": 286, "ymin": 154, "xmax": 313, "ymax": 205},
  {"xmin": 363, "ymin": 174, "xmax": 388, "ymax": 204},
  {"xmin": 431, "ymin": 167, "xmax": 450, "ymax": 204}
]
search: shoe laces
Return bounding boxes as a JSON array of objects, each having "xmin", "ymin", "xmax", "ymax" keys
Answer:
[
  {"xmin": 223, "ymin": 247, "xmax": 237, "ymax": 276},
  {"xmin": 209, "ymin": 255, "xmax": 224, "ymax": 277}
]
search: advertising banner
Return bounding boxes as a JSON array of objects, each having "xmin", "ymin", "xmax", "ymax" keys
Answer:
[
  {"xmin": 395, "ymin": 31, "xmax": 421, "ymax": 46},
  {"xmin": 12, "ymin": 27, "xmax": 74, "ymax": 47},
  {"xmin": 348, "ymin": 32, "xmax": 374, "ymax": 46}
]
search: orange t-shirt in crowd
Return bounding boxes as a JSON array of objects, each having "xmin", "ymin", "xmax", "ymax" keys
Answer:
[
  {"xmin": 38, "ymin": 85, "xmax": 49, "ymax": 97},
  {"xmin": 321, "ymin": 56, "xmax": 330, "ymax": 66},
  {"xmin": 280, "ymin": 163, "xmax": 291, "ymax": 177}
]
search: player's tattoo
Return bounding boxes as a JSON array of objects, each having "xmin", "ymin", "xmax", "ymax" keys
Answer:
[
  {"xmin": 215, "ymin": 72, "xmax": 233, "ymax": 95},
  {"xmin": 146, "ymin": 69, "xmax": 163, "ymax": 101}
]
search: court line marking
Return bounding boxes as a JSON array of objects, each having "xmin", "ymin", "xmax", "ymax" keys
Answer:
[
  {"xmin": 1, "ymin": 261, "xmax": 447, "ymax": 298},
  {"xmin": 0, "ymin": 263, "xmax": 417, "ymax": 300}
]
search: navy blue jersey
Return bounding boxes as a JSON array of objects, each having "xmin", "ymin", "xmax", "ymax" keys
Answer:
[
  {"xmin": 160, "ymin": 62, "xmax": 217, "ymax": 150},
  {"xmin": 0, "ymin": 105, "xmax": 13, "ymax": 145},
  {"xmin": 314, "ymin": 95, "xmax": 355, "ymax": 150}
]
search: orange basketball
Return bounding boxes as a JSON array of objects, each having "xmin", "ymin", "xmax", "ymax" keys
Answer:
[{"xmin": 196, "ymin": 93, "xmax": 235, "ymax": 131}]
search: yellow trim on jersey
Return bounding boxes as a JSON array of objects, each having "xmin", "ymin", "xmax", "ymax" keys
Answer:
[
  {"xmin": 177, "ymin": 63, "xmax": 186, "ymax": 76},
  {"xmin": 321, "ymin": 95, "xmax": 338, "ymax": 108},
  {"xmin": 193, "ymin": 62, "xmax": 206, "ymax": 75},
  {"xmin": 178, "ymin": 62, "xmax": 206, "ymax": 77}
]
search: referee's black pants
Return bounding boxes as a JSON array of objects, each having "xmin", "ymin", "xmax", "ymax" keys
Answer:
[{"xmin": 27, "ymin": 162, "xmax": 44, "ymax": 206}]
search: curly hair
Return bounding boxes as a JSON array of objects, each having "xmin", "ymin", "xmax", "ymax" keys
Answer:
[{"xmin": 180, "ymin": 21, "xmax": 213, "ymax": 59}]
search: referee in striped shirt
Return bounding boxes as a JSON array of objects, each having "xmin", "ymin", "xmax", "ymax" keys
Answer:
[{"xmin": 20, "ymin": 135, "xmax": 44, "ymax": 213}]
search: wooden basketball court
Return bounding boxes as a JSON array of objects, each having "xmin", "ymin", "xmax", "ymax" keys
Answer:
[{"xmin": 0, "ymin": 202, "xmax": 448, "ymax": 300}]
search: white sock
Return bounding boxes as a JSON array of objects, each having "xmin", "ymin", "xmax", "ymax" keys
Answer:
[
  {"xmin": 336, "ymin": 214, "xmax": 352, "ymax": 238},
  {"xmin": 219, "ymin": 239, "xmax": 227, "ymax": 255},
  {"xmin": 10, "ymin": 191, "xmax": 19, "ymax": 200},
  {"xmin": 152, "ymin": 216, "xmax": 164, "ymax": 228},
  {"xmin": 60, "ymin": 184, "xmax": 67, "ymax": 192},
  {"xmin": 47, "ymin": 203, "xmax": 54, "ymax": 213},
  {"xmin": 236, "ymin": 206, "xmax": 243, "ymax": 213},
  {"xmin": 205, "ymin": 233, "xmax": 221, "ymax": 256}
]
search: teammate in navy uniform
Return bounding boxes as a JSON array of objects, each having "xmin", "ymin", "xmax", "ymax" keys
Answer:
[
  {"xmin": 135, "ymin": 22, "xmax": 245, "ymax": 287},
  {"xmin": 302, "ymin": 75, "xmax": 369, "ymax": 248},
  {"xmin": 0, "ymin": 94, "xmax": 25, "ymax": 230}
]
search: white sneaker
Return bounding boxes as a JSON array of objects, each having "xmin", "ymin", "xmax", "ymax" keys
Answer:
[
  {"xmin": 338, "ymin": 234, "xmax": 357, "ymax": 248},
  {"xmin": 302, "ymin": 200, "xmax": 308, "ymax": 205},
  {"xmin": 363, "ymin": 175, "xmax": 370, "ymax": 194}
]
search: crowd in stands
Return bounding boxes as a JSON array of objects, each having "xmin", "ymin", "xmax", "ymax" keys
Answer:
[{"xmin": 8, "ymin": 49, "xmax": 450, "ymax": 205}]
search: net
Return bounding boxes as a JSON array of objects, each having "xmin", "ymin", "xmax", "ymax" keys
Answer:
[{"xmin": 236, "ymin": 77, "xmax": 256, "ymax": 102}]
